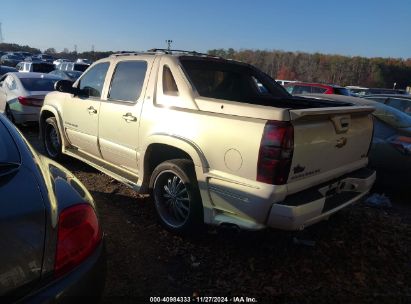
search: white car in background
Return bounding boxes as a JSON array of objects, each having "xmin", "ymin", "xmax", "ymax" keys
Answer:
[
  {"xmin": 53, "ymin": 58, "xmax": 69, "ymax": 68},
  {"xmin": 58, "ymin": 61, "xmax": 90, "ymax": 72},
  {"xmin": 0, "ymin": 72, "xmax": 60, "ymax": 124},
  {"xmin": 276, "ymin": 79, "xmax": 298, "ymax": 86},
  {"xmin": 76, "ymin": 58, "xmax": 92, "ymax": 64}
]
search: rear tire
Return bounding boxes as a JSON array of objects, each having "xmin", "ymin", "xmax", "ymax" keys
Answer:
[
  {"xmin": 150, "ymin": 159, "xmax": 204, "ymax": 234},
  {"xmin": 43, "ymin": 117, "xmax": 63, "ymax": 160}
]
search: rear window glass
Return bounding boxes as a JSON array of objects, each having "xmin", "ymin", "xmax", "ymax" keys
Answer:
[
  {"xmin": 20, "ymin": 78, "xmax": 59, "ymax": 91},
  {"xmin": 180, "ymin": 57, "xmax": 289, "ymax": 105},
  {"xmin": 0, "ymin": 120, "xmax": 20, "ymax": 164},
  {"xmin": 32, "ymin": 63, "xmax": 55, "ymax": 73},
  {"xmin": 373, "ymin": 102, "xmax": 411, "ymax": 128}
]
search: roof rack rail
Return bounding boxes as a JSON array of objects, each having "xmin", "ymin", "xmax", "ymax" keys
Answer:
[
  {"xmin": 147, "ymin": 49, "xmax": 213, "ymax": 57},
  {"xmin": 110, "ymin": 52, "xmax": 139, "ymax": 57}
]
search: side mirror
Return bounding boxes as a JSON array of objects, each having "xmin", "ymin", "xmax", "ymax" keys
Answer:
[{"xmin": 55, "ymin": 80, "xmax": 78, "ymax": 94}]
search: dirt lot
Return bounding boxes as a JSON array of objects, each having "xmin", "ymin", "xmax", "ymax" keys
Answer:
[{"xmin": 22, "ymin": 126, "xmax": 411, "ymax": 303}]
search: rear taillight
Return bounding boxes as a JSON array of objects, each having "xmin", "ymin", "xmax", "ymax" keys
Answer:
[
  {"xmin": 257, "ymin": 120, "xmax": 294, "ymax": 185},
  {"xmin": 55, "ymin": 204, "xmax": 102, "ymax": 277},
  {"xmin": 388, "ymin": 135, "xmax": 411, "ymax": 155},
  {"xmin": 17, "ymin": 96, "xmax": 43, "ymax": 107}
]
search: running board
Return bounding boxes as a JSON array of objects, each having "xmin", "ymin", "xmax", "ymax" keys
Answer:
[{"xmin": 65, "ymin": 148, "xmax": 141, "ymax": 191}]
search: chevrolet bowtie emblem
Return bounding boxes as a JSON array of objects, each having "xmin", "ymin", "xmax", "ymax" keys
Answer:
[{"xmin": 335, "ymin": 137, "xmax": 347, "ymax": 148}]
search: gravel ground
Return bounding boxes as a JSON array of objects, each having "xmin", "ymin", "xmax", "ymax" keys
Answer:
[{"xmin": 21, "ymin": 126, "xmax": 411, "ymax": 303}]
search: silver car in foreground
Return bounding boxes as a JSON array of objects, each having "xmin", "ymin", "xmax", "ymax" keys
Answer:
[
  {"xmin": 0, "ymin": 72, "xmax": 61, "ymax": 124},
  {"xmin": 0, "ymin": 114, "xmax": 106, "ymax": 300}
]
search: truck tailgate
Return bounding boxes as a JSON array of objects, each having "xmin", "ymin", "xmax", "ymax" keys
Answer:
[{"xmin": 287, "ymin": 106, "xmax": 374, "ymax": 191}]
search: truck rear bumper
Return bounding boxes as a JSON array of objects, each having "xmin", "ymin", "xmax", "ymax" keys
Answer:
[{"xmin": 266, "ymin": 167, "xmax": 376, "ymax": 230}]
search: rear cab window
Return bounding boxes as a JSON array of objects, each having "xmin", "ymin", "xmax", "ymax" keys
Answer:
[{"xmin": 179, "ymin": 57, "xmax": 289, "ymax": 106}]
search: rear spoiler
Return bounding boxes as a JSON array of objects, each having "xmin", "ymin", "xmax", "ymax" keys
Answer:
[{"xmin": 289, "ymin": 106, "xmax": 375, "ymax": 121}]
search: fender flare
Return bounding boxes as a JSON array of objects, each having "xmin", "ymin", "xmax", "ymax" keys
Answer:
[
  {"xmin": 39, "ymin": 105, "xmax": 69, "ymax": 149},
  {"xmin": 141, "ymin": 133, "xmax": 209, "ymax": 171}
]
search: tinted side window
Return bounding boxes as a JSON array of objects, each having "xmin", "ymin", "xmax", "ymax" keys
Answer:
[
  {"xmin": 311, "ymin": 87, "xmax": 327, "ymax": 93},
  {"xmin": 108, "ymin": 61, "xmax": 147, "ymax": 102},
  {"xmin": 74, "ymin": 64, "xmax": 89, "ymax": 72},
  {"xmin": 79, "ymin": 62, "xmax": 109, "ymax": 98},
  {"xmin": 163, "ymin": 65, "xmax": 178, "ymax": 95},
  {"xmin": 293, "ymin": 85, "xmax": 312, "ymax": 94},
  {"xmin": 32, "ymin": 63, "xmax": 55, "ymax": 73},
  {"xmin": 333, "ymin": 87, "xmax": 351, "ymax": 96}
]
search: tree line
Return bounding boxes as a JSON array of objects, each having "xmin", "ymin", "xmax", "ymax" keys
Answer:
[
  {"xmin": 0, "ymin": 43, "xmax": 114, "ymax": 62},
  {"xmin": 2, "ymin": 43, "xmax": 410, "ymax": 89},
  {"xmin": 208, "ymin": 48, "xmax": 411, "ymax": 89}
]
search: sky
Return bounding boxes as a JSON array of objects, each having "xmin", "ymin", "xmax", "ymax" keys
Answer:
[{"xmin": 1, "ymin": 0, "xmax": 410, "ymax": 58}]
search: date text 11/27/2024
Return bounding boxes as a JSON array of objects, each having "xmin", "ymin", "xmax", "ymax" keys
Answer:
[{"xmin": 149, "ymin": 296, "xmax": 258, "ymax": 303}]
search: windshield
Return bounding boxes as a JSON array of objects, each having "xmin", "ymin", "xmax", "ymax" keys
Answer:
[
  {"xmin": 373, "ymin": 102, "xmax": 411, "ymax": 128},
  {"xmin": 180, "ymin": 57, "xmax": 290, "ymax": 105},
  {"xmin": 20, "ymin": 77, "xmax": 59, "ymax": 91}
]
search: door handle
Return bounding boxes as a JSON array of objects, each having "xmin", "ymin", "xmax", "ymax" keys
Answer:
[
  {"xmin": 122, "ymin": 112, "xmax": 137, "ymax": 122},
  {"xmin": 87, "ymin": 106, "xmax": 97, "ymax": 114}
]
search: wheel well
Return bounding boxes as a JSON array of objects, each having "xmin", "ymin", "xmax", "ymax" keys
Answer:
[
  {"xmin": 39, "ymin": 110, "xmax": 55, "ymax": 139},
  {"xmin": 142, "ymin": 144, "xmax": 192, "ymax": 193}
]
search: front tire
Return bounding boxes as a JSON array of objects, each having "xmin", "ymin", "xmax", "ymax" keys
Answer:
[
  {"xmin": 150, "ymin": 159, "xmax": 204, "ymax": 234},
  {"xmin": 43, "ymin": 117, "xmax": 63, "ymax": 160}
]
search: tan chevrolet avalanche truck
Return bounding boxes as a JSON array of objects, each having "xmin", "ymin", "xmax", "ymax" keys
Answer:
[{"xmin": 39, "ymin": 50, "xmax": 376, "ymax": 233}]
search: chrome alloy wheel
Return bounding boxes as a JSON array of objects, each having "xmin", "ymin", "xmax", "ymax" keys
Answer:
[{"xmin": 153, "ymin": 170, "xmax": 191, "ymax": 228}]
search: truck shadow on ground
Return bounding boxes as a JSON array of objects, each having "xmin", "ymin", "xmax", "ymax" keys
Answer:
[{"xmin": 92, "ymin": 186, "xmax": 409, "ymax": 301}]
